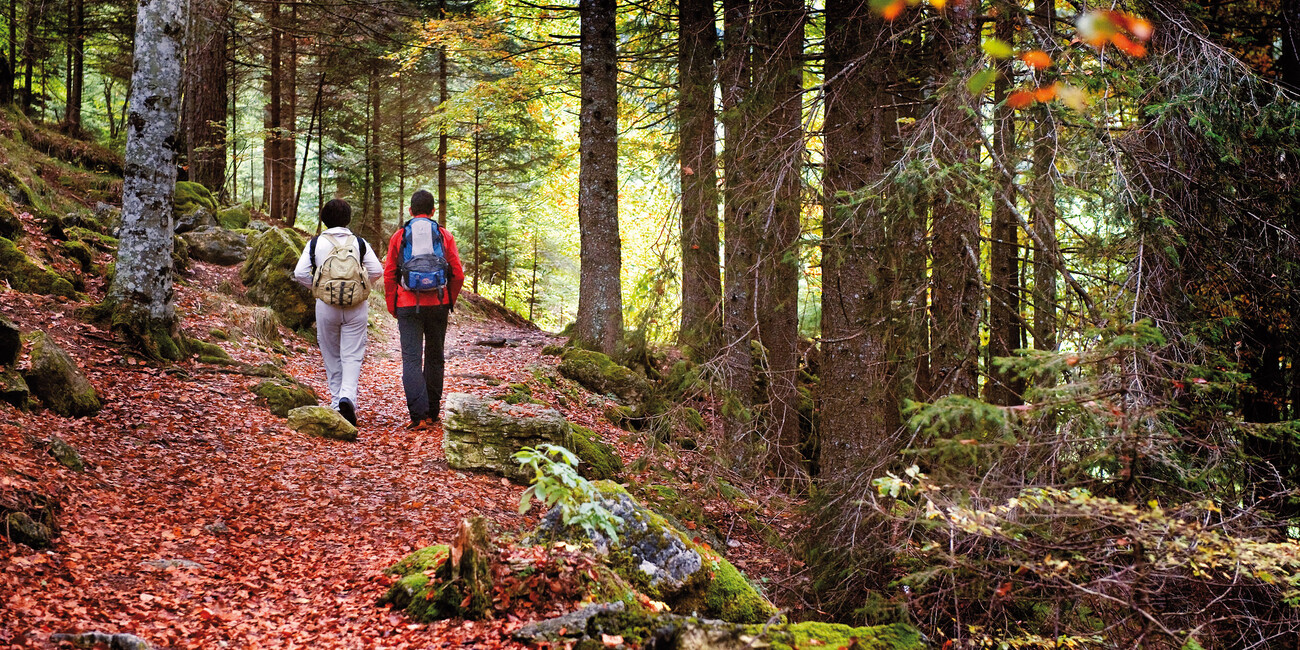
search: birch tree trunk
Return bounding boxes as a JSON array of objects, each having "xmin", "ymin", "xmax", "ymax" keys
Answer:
[
  {"xmin": 106, "ymin": 0, "xmax": 187, "ymax": 360},
  {"xmin": 576, "ymin": 0, "xmax": 623, "ymax": 355}
]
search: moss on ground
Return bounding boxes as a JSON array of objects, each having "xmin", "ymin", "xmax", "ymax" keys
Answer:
[
  {"xmin": 174, "ymin": 181, "xmax": 218, "ymax": 215},
  {"xmin": 384, "ymin": 544, "xmax": 449, "ymax": 576},
  {"xmin": 0, "ymin": 237, "xmax": 75, "ymax": 297},
  {"xmin": 250, "ymin": 378, "xmax": 318, "ymax": 417},
  {"xmin": 558, "ymin": 349, "xmax": 650, "ymax": 404},
  {"xmin": 65, "ymin": 225, "xmax": 118, "ymax": 251},
  {"xmin": 60, "ymin": 240, "xmax": 92, "ymax": 271},
  {"xmin": 567, "ymin": 424, "xmax": 624, "ymax": 481},
  {"xmin": 745, "ymin": 621, "xmax": 924, "ymax": 650}
]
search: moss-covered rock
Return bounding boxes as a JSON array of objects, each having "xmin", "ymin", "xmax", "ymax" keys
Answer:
[
  {"xmin": 568, "ymin": 424, "xmax": 623, "ymax": 481},
  {"xmin": 47, "ymin": 434, "xmax": 84, "ymax": 472},
  {"xmin": 217, "ymin": 204, "xmax": 252, "ymax": 230},
  {"xmin": 0, "ymin": 237, "xmax": 76, "ymax": 297},
  {"xmin": 0, "ymin": 367, "xmax": 30, "ymax": 410},
  {"xmin": 24, "ymin": 331, "xmax": 100, "ymax": 417},
  {"xmin": 502, "ymin": 382, "xmax": 543, "ymax": 405},
  {"xmin": 174, "ymin": 180, "xmax": 218, "ymax": 215},
  {"xmin": 66, "ymin": 226, "xmax": 118, "ymax": 251},
  {"xmin": 60, "ymin": 240, "xmax": 93, "ymax": 272},
  {"xmin": 0, "ymin": 315, "xmax": 20, "ymax": 365},
  {"xmin": 240, "ymin": 228, "xmax": 313, "ymax": 329},
  {"xmin": 287, "ymin": 405, "xmax": 356, "ymax": 441},
  {"xmin": 743, "ymin": 621, "xmax": 923, "ymax": 650},
  {"xmin": 174, "ymin": 206, "xmax": 217, "ymax": 234},
  {"xmin": 559, "ymin": 349, "xmax": 651, "ymax": 404},
  {"xmin": 182, "ymin": 226, "xmax": 248, "ymax": 265},
  {"xmin": 443, "ymin": 392, "xmax": 573, "ymax": 483},
  {"xmin": 542, "ymin": 343, "xmax": 565, "ymax": 357},
  {"xmin": 379, "ymin": 518, "xmax": 494, "ymax": 622},
  {"xmin": 5, "ymin": 511, "xmax": 52, "ymax": 548},
  {"xmin": 0, "ymin": 204, "xmax": 20, "ymax": 239},
  {"xmin": 535, "ymin": 481, "xmax": 779, "ymax": 624},
  {"xmin": 251, "ymin": 378, "xmax": 318, "ymax": 417}
]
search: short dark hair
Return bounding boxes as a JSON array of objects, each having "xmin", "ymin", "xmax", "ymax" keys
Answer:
[
  {"xmin": 410, "ymin": 189, "xmax": 435, "ymax": 217},
  {"xmin": 320, "ymin": 199, "xmax": 352, "ymax": 228}
]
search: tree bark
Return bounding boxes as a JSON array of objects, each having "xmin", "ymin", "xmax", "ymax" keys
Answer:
[
  {"xmin": 473, "ymin": 113, "xmax": 481, "ymax": 294},
  {"xmin": 751, "ymin": 0, "xmax": 805, "ymax": 484},
  {"xmin": 266, "ymin": 0, "xmax": 281, "ymax": 218},
  {"xmin": 678, "ymin": 0, "xmax": 721, "ymax": 362},
  {"xmin": 437, "ymin": 0, "xmax": 448, "ymax": 223},
  {"xmin": 576, "ymin": 0, "xmax": 623, "ymax": 355},
  {"xmin": 281, "ymin": 2, "xmax": 297, "ymax": 224},
  {"xmin": 369, "ymin": 66, "xmax": 382, "ymax": 244},
  {"xmin": 720, "ymin": 0, "xmax": 757, "ymax": 464},
  {"xmin": 928, "ymin": 1, "xmax": 982, "ymax": 399},
  {"xmin": 185, "ymin": 0, "xmax": 228, "ymax": 193},
  {"xmin": 1032, "ymin": 0, "xmax": 1058, "ymax": 359},
  {"xmin": 107, "ymin": 0, "xmax": 186, "ymax": 360},
  {"xmin": 819, "ymin": 0, "xmax": 899, "ymax": 480},
  {"xmin": 20, "ymin": 0, "xmax": 34, "ymax": 115},
  {"xmin": 987, "ymin": 14, "xmax": 1023, "ymax": 406}
]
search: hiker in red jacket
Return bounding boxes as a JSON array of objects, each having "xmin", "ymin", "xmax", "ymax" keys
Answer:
[{"xmin": 384, "ymin": 189, "xmax": 465, "ymax": 429}]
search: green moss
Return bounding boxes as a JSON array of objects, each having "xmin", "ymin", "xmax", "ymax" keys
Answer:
[
  {"xmin": 541, "ymin": 344, "xmax": 564, "ymax": 356},
  {"xmin": 187, "ymin": 338, "xmax": 230, "ymax": 361},
  {"xmin": 682, "ymin": 407, "xmax": 706, "ymax": 432},
  {"xmin": 65, "ymin": 226, "xmax": 118, "ymax": 251},
  {"xmin": 217, "ymin": 205, "xmax": 251, "ymax": 229},
  {"xmin": 60, "ymin": 240, "xmax": 93, "ymax": 271},
  {"xmin": 701, "ymin": 558, "xmax": 779, "ymax": 624},
  {"xmin": 240, "ymin": 229, "xmax": 313, "ymax": 329},
  {"xmin": 250, "ymin": 378, "xmax": 318, "ymax": 417},
  {"xmin": 604, "ymin": 404, "xmax": 633, "ymax": 428},
  {"xmin": 567, "ymin": 426, "xmax": 625, "ymax": 481},
  {"xmin": 174, "ymin": 181, "xmax": 218, "ymax": 214},
  {"xmin": 24, "ymin": 331, "xmax": 100, "ymax": 416},
  {"xmin": 745, "ymin": 621, "xmax": 924, "ymax": 650},
  {"xmin": 209, "ymin": 328, "xmax": 229, "ymax": 341},
  {"xmin": 0, "ymin": 237, "xmax": 76, "ymax": 297},
  {"xmin": 385, "ymin": 544, "xmax": 450, "ymax": 576},
  {"xmin": 559, "ymin": 349, "xmax": 651, "ymax": 404}
]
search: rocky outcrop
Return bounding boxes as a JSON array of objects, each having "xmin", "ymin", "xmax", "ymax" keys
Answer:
[
  {"xmin": 181, "ymin": 226, "xmax": 247, "ymax": 265},
  {"xmin": 173, "ymin": 206, "xmax": 216, "ymax": 234},
  {"xmin": 251, "ymin": 378, "xmax": 318, "ymax": 417},
  {"xmin": 173, "ymin": 181, "xmax": 218, "ymax": 216},
  {"xmin": 287, "ymin": 406, "xmax": 356, "ymax": 441},
  {"xmin": 535, "ymin": 482, "xmax": 779, "ymax": 625},
  {"xmin": 443, "ymin": 393, "xmax": 623, "ymax": 483},
  {"xmin": 559, "ymin": 349, "xmax": 651, "ymax": 404},
  {"xmin": 23, "ymin": 331, "xmax": 100, "ymax": 417},
  {"xmin": 0, "ymin": 368, "xmax": 29, "ymax": 410},
  {"xmin": 240, "ymin": 228, "xmax": 312, "ymax": 329},
  {"xmin": 48, "ymin": 632, "xmax": 150, "ymax": 650},
  {"xmin": 0, "ymin": 237, "xmax": 75, "ymax": 298}
]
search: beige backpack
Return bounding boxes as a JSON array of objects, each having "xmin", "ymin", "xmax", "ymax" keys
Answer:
[{"xmin": 310, "ymin": 233, "xmax": 371, "ymax": 307}]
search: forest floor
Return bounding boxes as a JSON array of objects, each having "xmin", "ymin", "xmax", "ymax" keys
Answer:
[{"xmin": 1, "ymin": 258, "xmax": 809, "ymax": 648}]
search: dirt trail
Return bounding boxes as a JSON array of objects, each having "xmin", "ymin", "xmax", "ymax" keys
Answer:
[{"xmin": 1, "ymin": 288, "xmax": 564, "ymax": 648}]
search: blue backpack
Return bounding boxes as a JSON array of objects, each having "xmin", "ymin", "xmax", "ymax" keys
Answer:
[{"xmin": 398, "ymin": 217, "xmax": 450, "ymax": 300}]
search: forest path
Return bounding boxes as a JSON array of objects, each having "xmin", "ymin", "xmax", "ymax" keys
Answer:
[{"xmin": 2, "ymin": 286, "xmax": 563, "ymax": 649}]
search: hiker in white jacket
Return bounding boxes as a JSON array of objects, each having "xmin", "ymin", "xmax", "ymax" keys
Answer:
[{"xmin": 293, "ymin": 199, "xmax": 384, "ymax": 426}]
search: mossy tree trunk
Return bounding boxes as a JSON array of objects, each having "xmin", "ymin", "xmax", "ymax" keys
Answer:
[{"xmin": 106, "ymin": 0, "xmax": 187, "ymax": 361}]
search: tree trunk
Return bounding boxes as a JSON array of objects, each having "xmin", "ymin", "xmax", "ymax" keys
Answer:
[
  {"xmin": 437, "ymin": 0, "xmax": 448, "ymax": 224},
  {"xmin": 281, "ymin": 2, "xmax": 298, "ymax": 224},
  {"xmin": 8, "ymin": 0, "xmax": 14, "ymax": 101},
  {"xmin": 1032, "ymin": 0, "xmax": 1058, "ymax": 359},
  {"xmin": 678, "ymin": 0, "xmax": 721, "ymax": 362},
  {"xmin": 720, "ymin": 0, "xmax": 757, "ymax": 464},
  {"xmin": 265, "ymin": 0, "xmax": 281, "ymax": 217},
  {"xmin": 369, "ymin": 66, "xmax": 382, "ymax": 243},
  {"xmin": 106, "ymin": 0, "xmax": 187, "ymax": 361},
  {"xmin": 21, "ymin": 0, "xmax": 34, "ymax": 115},
  {"xmin": 69, "ymin": 0, "xmax": 82, "ymax": 126},
  {"xmin": 576, "ymin": 0, "xmax": 623, "ymax": 355},
  {"xmin": 473, "ymin": 113, "xmax": 481, "ymax": 294},
  {"xmin": 986, "ymin": 14, "xmax": 1023, "ymax": 406},
  {"xmin": 1281, "ymin": 0, "xmax": 1300, "ymax": 93},
  {"xmin": 819, "ymin": 0, "xmax": 898, "ymax": 481},
  {"xmin": 185, "ymin": 0, "xmax": 228, "ymax": 193},
  {"xmin": 751, "ymin": 0, "xmax": 805, "ymax": 484},
  {"xmin": 928, "ymin": 1, "xmax": 982, "ymax": 399}
]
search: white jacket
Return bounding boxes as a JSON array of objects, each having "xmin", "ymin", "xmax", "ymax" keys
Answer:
[{"xmin": 293, "ymin": 227, "xmax": 384, "ymax": 290}]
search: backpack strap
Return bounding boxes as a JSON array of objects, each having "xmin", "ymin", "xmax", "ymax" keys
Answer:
[
  {"xmin": 309, "ymin": 236, "xmax": 319, "ymax": 276},
  {"xmin": 357, "ymin": 236, "xmax": 367, "ymax": 263}
]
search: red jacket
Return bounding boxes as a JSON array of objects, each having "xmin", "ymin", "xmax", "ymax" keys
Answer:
[{"xmin": 384, "ymin": 216, "xmax": 465, "ymax": 315}]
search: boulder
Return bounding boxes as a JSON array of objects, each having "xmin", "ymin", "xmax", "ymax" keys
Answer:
[
  {"xmin": 0, "ymin": 237, "xmax": 75, "ymax": 298},
  {"xmin": 181, "ymin": 226, "xmax": 247, "ymax": 265},
  {"xmin": 60, "ymin": 240, "xmax": 93, "ymax": 272},
  {"xmin": 251, "ymin": 378, "xmax": 318, "ymax": 417},
  {"xmin": 240, "ymin": 228, "xmax": 313, "ymax": 329},
  {"xmin": 173, "ymin": 206, "xmax": 217, "ymax": 234},
  {"xmin": 93, "ymin": 202, "xmax": 122, "ymax": 234},
  {"xmin": 444, "ymin": 393, "xmax": 622, "ymax": 483},
  {"xmin": 559, "ymin": 349, "xmax": 651, "ymax": 404},
  {"xmin": 24, "ymin": 332, "xmax": 100, "ymax": 417},
  {"xmin": 5, "ymin": 511, "xmax": 52, "ymax": 547},
  {"xmin": 0, "ymin": 315, "xmax": 20, "ymax": 365},
  {"xmin": 0, "ymin": 205, "xmax": 20, "ymax": 239},
  {"xmin": 535, "ymin": 482, "xmax": 779, "ymax": 625},
  {"xmin": 48, "ymin": 632, "xmax": 150, "ymax": 650},
  {"xmin": 217, "ymin": 205, "xmax": 251, "ymax": 230},
  {"xmin": 0, "ymin": 367, "xmax": 29, "ymax": 410},
  {"xmin": 47, "ymin": 434, "xmax": 84, "ymax": 472},
  {"xmin": 287, "ymin": 405, "xmax": 357, "ymax": 441},
  {"xmin": 174, "ymin": 180, "xmax": 218, "ymax": 215}
]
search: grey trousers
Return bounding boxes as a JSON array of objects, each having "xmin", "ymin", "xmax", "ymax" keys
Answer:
[
  {"xmin": 397, "ymin": 306, "xmax": 450, "ymax": 421},
  {"xmin": 315, "ymin": 300, "xmax": 368, "ymax": 408}
]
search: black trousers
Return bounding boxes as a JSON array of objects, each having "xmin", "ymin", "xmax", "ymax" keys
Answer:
[{"xmin": 396, "ymin": 305, "xmax": 450, "ymax": 421}]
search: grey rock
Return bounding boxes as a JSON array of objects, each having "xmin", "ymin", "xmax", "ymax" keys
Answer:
[
  {"xmin": 513, "ymin": 601, "xmax": 625, "ymax": 643},
  {"xmin": 443, "ymin": 392, "xmax": 571, "ymax": 483},
  {"xmin": 142, "ymin": 558, "xmax": 203, "ymax": 570},
  {"xmin": 48, "ymin": 434, "xmax": 84, "ymax": 472},
  {"xmin": 287, "ymin": 405, "xmax": 357, "ymax": 441},
  {"xmin": 248, "ymin": 219, "xmax": 272, "ymax": 232},
  {"xmin": 24, "ymin": 331, "xmax": 101, "ymax": 417},
  {"xmin": 0, "ymin": 367, "xmax": 29, "ymax": 410},
  {"xmin": 5, "ymin": 511, "xmax": 52, "ymax": 548},
  {"xmin": 181, "ymin": 226, "xmax": 247, "ymax": 265},
  {"xmin": 173, "ymin": 206, "xmax": 217, "ymax": 234},
  {"xmin": 49, "ymin": 632, "xmax": 150, "ymax": 650}
]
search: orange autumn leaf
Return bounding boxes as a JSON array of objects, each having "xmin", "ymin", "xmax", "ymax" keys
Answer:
[
  {"xmin": 1006, "ymin": 90, "xmax": 1035, "ymax": 109},
  {"xmin": 881, "ymin": 0, "xmax": 906, "ymax": 21},
  {"xmin": 1021, "ymin": 50, "xmax": 1052, "ymax": 70},
  {"xmin": 1034, "ymin": 84, "xmax": 1058, "ymax": 102},
  {"xmin": 1112, "ymin": 33, "xmax": 1148, "ymax": 57}
]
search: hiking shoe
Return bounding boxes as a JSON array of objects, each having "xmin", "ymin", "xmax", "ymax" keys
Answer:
[
  {"xmin": 406, "ymin": 418, "xmax": 431, "ymax": 431},
  {"xmin": 338, "ymin": 398, "xmax": 358, "ymax": 427}
]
